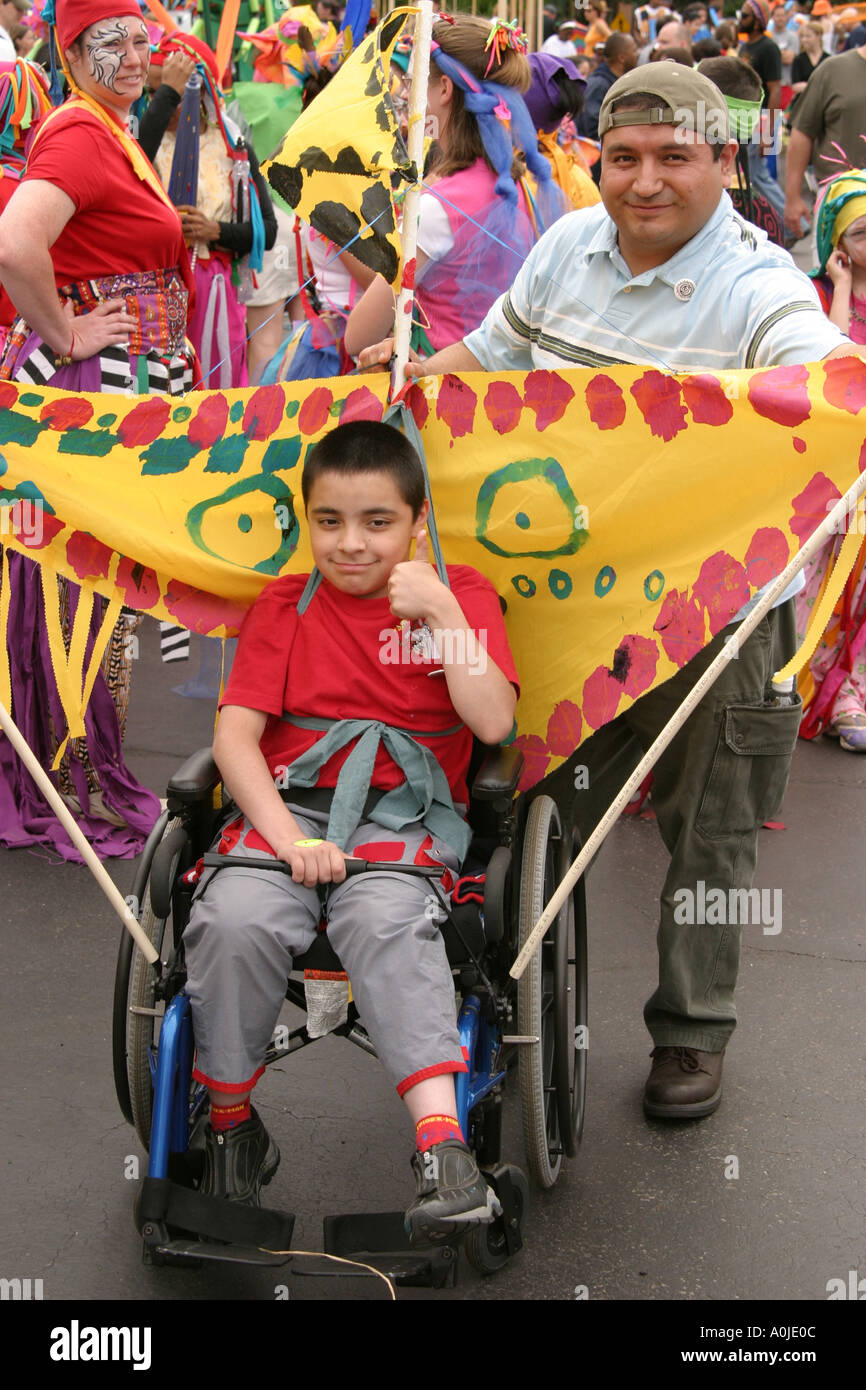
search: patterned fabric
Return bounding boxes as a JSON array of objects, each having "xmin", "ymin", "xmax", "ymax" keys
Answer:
[{"xmin": 0, "ymin": 266, "xmax": 193, "ymax": 392}]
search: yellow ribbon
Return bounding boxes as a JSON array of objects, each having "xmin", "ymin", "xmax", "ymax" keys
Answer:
[
  {"xmin": 774, "ymin": 496, "xmax": 866, "ymax": 686},
  {"xmin": 39, "ymin": 566, "xmax": 122, "ymax": 769},
  {"xmin": 0, "ymin": 547, "xmax": 11, "ymax": 719}
]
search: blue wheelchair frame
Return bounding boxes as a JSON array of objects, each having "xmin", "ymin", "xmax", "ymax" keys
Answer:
[{"xmin": 146, "ymin": 987, "xmax": 506, "ymax": 1185}]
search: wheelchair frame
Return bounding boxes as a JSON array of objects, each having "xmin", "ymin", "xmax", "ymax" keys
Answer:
[{"xmin": 112, "ymin": 742, "xmax": 588, "ymax": 1285}]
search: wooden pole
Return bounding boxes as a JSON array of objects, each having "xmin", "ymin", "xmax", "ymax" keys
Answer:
[
  {"xmin": 391, "ymin": 0, "xmax": 435, "ymax": 393},
  {"xmin": 0, "ymin": 699, "xmax": 160, "ymax": 964},
  {"xmin": 510, "ymin": 471, "xmax": 866, "ymax": 981}
]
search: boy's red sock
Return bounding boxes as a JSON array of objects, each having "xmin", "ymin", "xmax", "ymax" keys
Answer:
[
  {"xmin": 415, "ymin": 1114, "xmax": 465, "ymax": 1151},
  {"xmin": 210, "ymin": 1099, "xmax": 251, "ymax": 1132}
]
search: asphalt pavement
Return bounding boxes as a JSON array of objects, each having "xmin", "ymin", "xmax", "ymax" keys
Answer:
[{"xmin": 2, "ymin": 618, "xmax": 864, "ymax": 1309}]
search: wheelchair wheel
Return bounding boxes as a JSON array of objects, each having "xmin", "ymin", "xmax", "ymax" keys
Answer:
[
  {"xmin": 124, "ymin": 817, "xmax": 187, "ymax": 1151},
  {"xmin": 465, "ymin": 1167, "xmax": 529, "ymax": 1276},
  {"xmin": 553, "ymin": 829, "xmax": 588, "ymax": 1157},
  {"xmin": 517, "ymin": 794, "xmax": 565, "ymax": 1190}
]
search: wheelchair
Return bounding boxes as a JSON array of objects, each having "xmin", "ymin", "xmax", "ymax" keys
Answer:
[{"xmin": 112, "ymin": 737, "xmax": 588, "ymax": 1288}]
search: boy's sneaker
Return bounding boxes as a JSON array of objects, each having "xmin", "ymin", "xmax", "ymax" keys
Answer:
[
  {"xmin": 404, "ymin": 1139, "xmax": 500, "ymax": 1248},
  {"xmin": 199, "ymin": 1107, "xmax": 280, "ymax": 1205}
]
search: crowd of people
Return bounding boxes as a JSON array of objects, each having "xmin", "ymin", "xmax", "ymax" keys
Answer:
[{"xmin": 0, "ymin": 0, "xmax": 863, "ymax": 1216}]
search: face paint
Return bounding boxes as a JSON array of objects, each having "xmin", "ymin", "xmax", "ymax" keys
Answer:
[{"xmin": 82, "ymin": 17, "xmax": 148, "ymax": 93}]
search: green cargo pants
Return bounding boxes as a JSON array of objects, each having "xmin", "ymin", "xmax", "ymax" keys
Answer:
[{"xmin": 621, "ymin": 599, "xmax": 801, "ymax": 1051}]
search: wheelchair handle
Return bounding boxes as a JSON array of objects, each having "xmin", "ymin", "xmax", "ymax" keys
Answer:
[{"xmin": 201, "ymin": 852, "xmax": 445, "ymax": 880}]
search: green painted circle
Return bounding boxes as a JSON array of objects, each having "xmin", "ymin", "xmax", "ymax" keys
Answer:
[
  {"xmin": 644, "ymin": 570, "xmax": 665, "ymax": 601},
  {"xmin": 173, "ymin": 405, "xmax": 192, "ymax": 422},
  {"xmin": 97, "ymin": 413, "xmax": 117, "ymax": 427},
  {"xmin": 237, "ymin": 513, "xmax": 252, "ymax": 533},
  {"xmin": 594, "ymin": 565, "xmax": 616, "ymax": 597},
  {"xmin": 512, "ymin": 574, "xmax": 537, "ymax": 598},
  {"xmin": 515, "ymin": 511, "xmax": 530, "ymax": 529},
  {"xmin": 229, "ymin": 401, "xmax": 244, "ymax": 422},
  {"xmin": 548, "ymin": 568, "xmax": 573, "ymax": 599}
]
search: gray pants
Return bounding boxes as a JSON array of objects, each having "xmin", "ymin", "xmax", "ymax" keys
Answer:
[{"xmin": 183, "ymin": 805, "xmax": 467, "ymax": 1094}]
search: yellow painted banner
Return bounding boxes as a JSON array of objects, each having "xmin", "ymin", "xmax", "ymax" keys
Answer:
[{"xmin": 1, "ymin": 358, "xmax": 864, "ymax": 786}]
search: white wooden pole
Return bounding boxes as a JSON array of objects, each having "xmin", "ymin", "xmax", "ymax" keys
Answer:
[
  {"xmin": 0, "ymin": 699, "xmax": 160, "ymax": 964},
  {"xmin": 391, "ymin": 0, "xmax": 435, "ymax": 394},
  {"xmin": 510, "ymin": 467, "xmax": 866, "ymax": 981}
]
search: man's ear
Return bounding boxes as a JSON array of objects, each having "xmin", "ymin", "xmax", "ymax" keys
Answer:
[
  {"xmin": 412, "ymin": 498, "xmax": 430, "ymax": 538},
  {"xmin": 719, "ymin": 139, "xmax": 738, "ymax": 182}
]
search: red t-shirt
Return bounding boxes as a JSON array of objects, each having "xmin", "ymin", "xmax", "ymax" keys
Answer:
[
  {"xmin": 221, "ymin": 566, "xmax": 520, "ymax": 806},
  {"xmin": 0, "ymin": 171, "xmax": 19, "ymax": 326},
  {"xmin": 22, "ymin": 107, "xmax": 188, "ymax": 289}
]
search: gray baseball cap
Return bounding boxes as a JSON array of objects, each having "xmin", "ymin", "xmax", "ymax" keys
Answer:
[{"xmin": 598, "ymin": 64, "xmax": 731, "ymax": 144}]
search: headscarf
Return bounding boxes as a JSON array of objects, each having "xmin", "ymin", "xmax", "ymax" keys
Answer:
[
  {"xmin": 430, "ymin": 37, "xmax": 565, "ymax": 230},
  {"xmin": 52, "ymin": 0, "xmax": 143, "ymax": 51},
  {"xmin": 743, "ymin": 0, "xmax": 771, "ymax": 30},
  {"xmin": 813, "ymin": 170, "xmax": 866, "ymax": 276},
  {"xmin": 524, "ymin": 52, "xmax": 585, "ymax": 135}
]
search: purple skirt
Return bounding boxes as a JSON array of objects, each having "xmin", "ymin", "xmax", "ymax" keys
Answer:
[{"xmin": 0, "ymin": 549, "xmax": 160, "ymax": 861}]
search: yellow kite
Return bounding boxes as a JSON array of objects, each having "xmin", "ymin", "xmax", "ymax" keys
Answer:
[{"xmin": 263, "ymin": 8, "xmax": 413, "ymax": 285}]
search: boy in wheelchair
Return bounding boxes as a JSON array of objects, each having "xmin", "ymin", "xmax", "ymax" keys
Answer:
[{"xmin": 183, "ymin": 419, "xmax": 519, "ymax": 1246}]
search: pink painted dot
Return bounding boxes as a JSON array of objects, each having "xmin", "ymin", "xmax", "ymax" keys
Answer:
[
  {"xmin": 793, "ymin": 436, "xmax": 807, "ymax": 454},
  {"xmin": 523, "ymin": 370, "xmax": 574, "ymax": 430},
  {"xmin": 747, "ymin": 364, "xmax": 811, "ymax": 428},
  {"xmin": 581, "ymin": 665, "xmax": 622, "ymax": 730},
  {"xmin": 513, "ymin": 733, "xmax": 551, "ymax": 790},
  {"xmin": 744, "ymin": 527, "xmax": 789, "ymax": 590},
  {"xmin": 630, "ymin": 371, "xmax": 688, "ymax": 441},
  {"xmin": 545, "ymin": 699, "xmax": 583, "ymax": 756},
  {"xmin": 483, "ymin": 380, "xmax": 523, "ymax": 435},
  {"xmin": 585, "ymin": 373, "xmax": 626, "ymax": 430},
  {"xmin": 436, "ymin": 374, "xmax": 477, "ymax": 440},
  {"xmin": 297, "ymin": 386, "xmax": 334, "ymax": 436},
  {"xmin": 681, "ymin": 374, "xmax": 733, "ymax": 426},
  {"xmin": 653, "ymin": 589, "xmax": 706, "ymax": 668},
  {"xmin": 692, "ymin": 552, "xmax": 750, "ymax": 636}
]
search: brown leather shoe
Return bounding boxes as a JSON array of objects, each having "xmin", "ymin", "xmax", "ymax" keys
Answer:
[{"xmin": 643, "ymin": 1046, "xmax": 724, "ymax": 1119}]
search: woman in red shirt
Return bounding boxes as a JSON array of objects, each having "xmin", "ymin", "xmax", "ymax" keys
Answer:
[{"xmin": 0, "ymin": 0, "xmax": 193, "ymax": 859}]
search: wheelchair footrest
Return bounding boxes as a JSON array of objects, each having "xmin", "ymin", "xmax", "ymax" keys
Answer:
[
  {"xmin": 312, "ymin": 1212, "xmax": 458, "ymax": 1289},
  {"xmin": 136, "ymin": 1177, "xmax": 295, "ymax": 1264},
  {"xmin": 152, "ymin": 1238, "xmax": 292, "ymax": 1268}
]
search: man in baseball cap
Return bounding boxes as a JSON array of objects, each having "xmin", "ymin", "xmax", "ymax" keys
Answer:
[{"xmin": 360, "ymin": 62, "xmax": 857, "ymax": 1124}]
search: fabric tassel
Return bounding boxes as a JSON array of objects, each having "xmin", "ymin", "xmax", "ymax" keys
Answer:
[{"xmin": 47, "ymin": 28, "xmax": 64, "ymax": 107}]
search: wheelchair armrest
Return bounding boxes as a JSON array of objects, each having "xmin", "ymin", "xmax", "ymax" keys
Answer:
[
  {"xmin": 166, "ymin": 747, "xmax": 221, "ymax": 805},
  {"xmin": 471, "ymin": 744, "xmax": 524, "ymax": 802}
]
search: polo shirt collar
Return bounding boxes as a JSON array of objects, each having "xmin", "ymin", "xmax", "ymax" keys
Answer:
[{"xmin": 585, "ymin": 192, "xmax": 732, "ymax": 287}]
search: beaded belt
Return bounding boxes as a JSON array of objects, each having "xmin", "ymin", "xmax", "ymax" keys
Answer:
[{"xmin": 57, "ymin": 267, "xmax": 188, "ymax": 358}]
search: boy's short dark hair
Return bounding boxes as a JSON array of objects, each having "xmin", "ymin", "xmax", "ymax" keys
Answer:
[{"xmin": 301, "ymin": 421, "xmax": 427, "ymax": 518}]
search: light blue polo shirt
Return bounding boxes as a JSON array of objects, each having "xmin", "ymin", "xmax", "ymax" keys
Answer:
[
  {"xmin": 464, "ymin": 193, "xmax": 851, "ymax": 619},
  {"xmin": 464, "ymin": 192, "xmax": 847, "ymax": 375}
]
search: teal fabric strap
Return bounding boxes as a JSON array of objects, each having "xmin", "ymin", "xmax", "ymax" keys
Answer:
[{"xmin": 279, "ymin": 714, "xmax": 471, "ymax": 861}]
